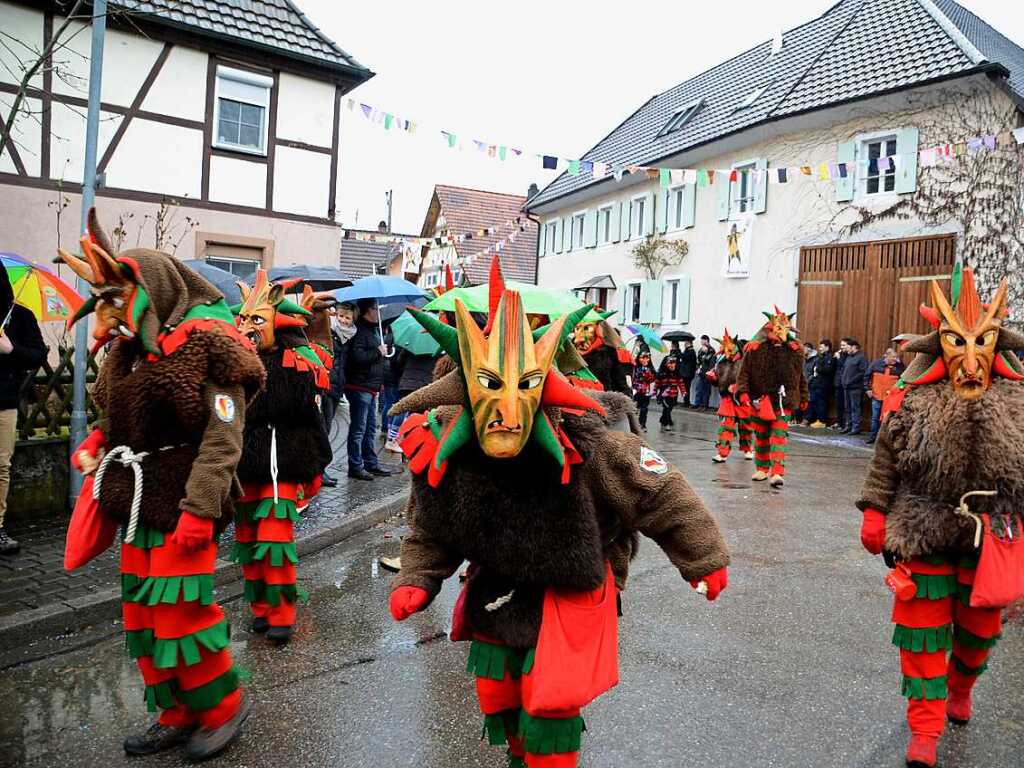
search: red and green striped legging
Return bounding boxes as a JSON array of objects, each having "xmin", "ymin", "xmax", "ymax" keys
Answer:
[
  {"xmin": 716, "ymin": 396, "xmax": 753, "ymax": 458},
  {"xmin": 121, "ymin": 525, "xmax": 243, "ymax": 729},
  {"xmin": 751, "ymin": 410, "xmax": 791, "ymax": 476},
  {"xmin": 890, "ymin": 555, "xmax": 1002, "ymax": 738}
]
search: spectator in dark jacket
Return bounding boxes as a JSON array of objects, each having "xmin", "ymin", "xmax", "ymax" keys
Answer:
[
  {"xmin": 865, "ymin": 346, "xmax": 905, "ymax": 444},
  {"xmin": 692, "ymin": 335, "xmax": 717, "ymax": 411},
  {"xmin": 320, "ymin": 302, "xmax": 356, "ymax": 486},
  {"xmin": 797, "ymin": 343, "xmax": 817, "ymax": 425},
  {"xmin": 839, "ymin": 339, "xmax": 868, "ymax": 435},
  {"xmin": 830, "ymin": 338, "xmax": 852, "ymax": 430},
  {"xmin": 677, "ymin": 340, "xmax": 698, "ymax": 407},
  {"xmin": 344, "ymin": 300, "xmax": 394, "ymax": 480},
  {"xmin": 384, "ymin": 350, "xmax": 437, "ymax": 453},
  {"xmin": 807, "ymin": 339, "xmax": 836, "ymax": 427},
  {"xmin": 0, "ymin": 267, "xmax": 46, "ymax": 553}
]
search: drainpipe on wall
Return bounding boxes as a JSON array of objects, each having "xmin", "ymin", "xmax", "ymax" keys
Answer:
[
  {"xmin": 525, "ymin": 213, "xmax": 541, "ymax": 285},
  {"xmin": 69, "ymin": 0, "xmax": 106, "ymax": 507}
]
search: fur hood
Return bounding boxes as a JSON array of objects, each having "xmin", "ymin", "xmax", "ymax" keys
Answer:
[{"xmin": 881, "ymin": 379, "xmax": 1024, "ymax": 558}]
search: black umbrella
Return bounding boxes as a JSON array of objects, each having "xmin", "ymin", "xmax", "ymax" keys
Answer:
[
  {"xmin": 267, "ymin": 265, "xmax": 352, "ymax": 291},
  {"xmin": 661, "ymin": 330, "xmax": 695, "ymax": 342},
  {"xmin": 180, "ymin": 260, "xmax": 242, "ymax": 304}
]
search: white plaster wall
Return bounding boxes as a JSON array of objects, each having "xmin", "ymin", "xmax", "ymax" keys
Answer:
[
  {"xmin": 141, "ymin": 45, "xmax": 208, "ymax": 122},
  {"xmin": 0, "ymin": 2, "xmax": 44, "ymax": 89},
  {"xmin": 105, "ymin": 119, "xmax": 202, "ymax": 197},
  {"xmin": 273, "ymin": 146, "xmax": 330, "ymax": 217},
  {"xmin": 275, "ymin": 73, "xmax": 334, "ymax": 147},
  {"xmin": 0, "ymin": 183, "xmax": 343, "ymax": 271},
  {"xmin": 209, "ymin": 155, "xmax": 266, "ymax": 209},
  {"xmin": 50, "ymin": 22, "xmax": 163, "ymax": 106},
  {"xmin": 535, "ymin": 86, "xmax": 1008, "ymax": 340},
  {"xmin": 49, "ymin": 104, "xmax": 122, "ymax": 184},
  {"xmin": 0, "ymin": 96, "xmax": 41, "ymax": 175}
]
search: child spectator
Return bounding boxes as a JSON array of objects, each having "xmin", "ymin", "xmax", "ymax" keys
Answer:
[
  {"xmin": 657, "ymin": 356, "xmax": 685, "ymax": 431},
  {"xmin": 631, "ymin": 350, "xmax": 657, "ymax": 431}
]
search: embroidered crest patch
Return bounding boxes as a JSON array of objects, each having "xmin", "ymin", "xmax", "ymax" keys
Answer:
[
  {"xmin": 640, "ymin": 446, "xmax": 668, "ymax": 474},
  {"xmin": 213, "ymin": 394, "xmax": 235, "ymax": 423}
]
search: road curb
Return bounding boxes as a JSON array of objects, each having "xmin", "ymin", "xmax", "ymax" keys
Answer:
[{"xmin": 0, "ymin": 490, "xmax": 407, "ymax": 649}]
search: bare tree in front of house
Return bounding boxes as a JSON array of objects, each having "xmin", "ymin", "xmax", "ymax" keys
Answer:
[
  {"xmin": 132, "ymin": 198, "xmax": 198, "ymax": 254},
  {"xmin": 631, "ymin": 234, "xmax": 689, "ymax": 280}
]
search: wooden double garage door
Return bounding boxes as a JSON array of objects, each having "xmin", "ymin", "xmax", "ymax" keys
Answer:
[{"xmin": 797, "ymin": 234, "xmax": 956, "ymax": 362}]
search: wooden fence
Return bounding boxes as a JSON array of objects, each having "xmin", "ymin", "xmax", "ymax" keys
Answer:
[{"xmin": 16, "ymin": 346, "xmax": 102, "ymax": 442}]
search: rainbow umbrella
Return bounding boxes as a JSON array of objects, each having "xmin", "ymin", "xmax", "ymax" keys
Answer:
[{"xmin": 1, "ymin": 253, "xmax": 84, "ymax": 324}]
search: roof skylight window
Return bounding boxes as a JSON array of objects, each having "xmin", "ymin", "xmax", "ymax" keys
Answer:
[
  {"xmin": 736, "ymin": 85, "xmax": 768, "ymax": 110},
  {"xmin": 657, "ymin": 98, "xmax": 704, "ymax": 138}
]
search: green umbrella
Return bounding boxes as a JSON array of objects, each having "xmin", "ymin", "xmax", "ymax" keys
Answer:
[
  {"xmin": 391, "ymin": 311, "xmax": 441, "ymax": 355},
  {"xmin": 423, "ymin": 280, "xmax": 585, "ymax": 317},
  {"xmin": 626, "ymin": 324, "xmax": 667, "ymax": 352}
]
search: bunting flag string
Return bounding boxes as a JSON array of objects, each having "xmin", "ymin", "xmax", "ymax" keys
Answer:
[
  {"xmin": 347, "ymin": 96, "xmax": 1024, "ymax": 190},
  {"xmin": 341, "ymin": 214, "xmax": 526, "ymax": 250}
]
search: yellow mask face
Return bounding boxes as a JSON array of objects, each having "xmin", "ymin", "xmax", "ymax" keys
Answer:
[
  {"xmin": 455, "ymin": 291, "xmax": 560, "ymax": 458},
  {"xmin": 717, "ymin": 329, "xmax": 739, "ymax": 359},
  {"xmin": 929, "ymin": 270, "xmax": 1006, "ymax": 401},
  {"xmin": 235, "ymin": 269, "xmax": 285, "ymax": 351},
  {"xmin": 573, "ymin": 321, "xmax": 601, "ymax": 355}
]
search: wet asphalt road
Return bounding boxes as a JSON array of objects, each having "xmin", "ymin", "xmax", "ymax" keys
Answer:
[{"xmin": 1, "ymin": 413, "xmax": 1022, "ymax": 767}]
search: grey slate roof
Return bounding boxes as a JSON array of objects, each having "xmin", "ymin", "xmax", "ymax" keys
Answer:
[
  {"xmin": 527, "ymin": 0, "xmax": 1020, "ymax": 210},
  {"xmin": 127, "ymin": 0, "xmax": 372, "ymax": 78},
  {"xmin": 338, "ymin": 235, "xmax": 406, "ymax": 279}
]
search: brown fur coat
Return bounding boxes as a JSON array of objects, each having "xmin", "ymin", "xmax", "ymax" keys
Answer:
[
  {"xmin": 735, "ymin": 341, "xmax": 809, "ymax": 410},
  {"xmin": 857, "ymin": 380, "xmax": 1024, "ymax": 559},
  {"xmin": 393, "ymin": 391, "xmax": 729, "ymax": 648}
]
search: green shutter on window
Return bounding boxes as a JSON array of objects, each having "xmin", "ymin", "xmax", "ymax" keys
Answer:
[
  {"xmin": 610, "ymin": 203, "xmax": 621, "ymax": 243},
  {"xmin": 584, "ymin": 209, "xmax": 598, "ymax": 248},
  {"xmin": 895, "ymin": 127, "xmax": 919, "ymax": 195},
  {"xmin": 682, "ymin": 184, "xmax": 696, "ymax": 229},
  {"xmin": 753, "ymin": 158, "xmax": 768, "ymax": 214},
  {"xmin": 676, "ymin": 276, "xmax": 691, "ymax": 323},
  {"xmin": 622, "ymin": 200, "xmax": 632, "ymax": 241},
  {"xmin": 639, "ymin": 279, "xmax": 663, "ymax": 323},
  {"xmin": 716, "ymin": 174, "xmax": 731, "ymax": 221},
  {"xmin": 836, "ymin": 140, "xmax": 856, "ymax": 202},
  {"xmin": 644, "ymin": 192, "xmax": 656, "ymax": 235},
  {"xmin": 658, "ymin": 190, "xmax": 670, "ymax": 234}
]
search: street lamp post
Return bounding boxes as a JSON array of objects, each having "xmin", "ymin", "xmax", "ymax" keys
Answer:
[{"xmin": 68, "ymin": 0, "xmax": 107, "ymax": 506}]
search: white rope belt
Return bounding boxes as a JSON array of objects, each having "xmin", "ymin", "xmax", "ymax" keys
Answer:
[
  {"xmin": 270, "ymin": 426, "xmax": 279, "ymax": 505},
  {"xmin": 93, "ymin": 444, "xmax": 182, "ymax": 545}
]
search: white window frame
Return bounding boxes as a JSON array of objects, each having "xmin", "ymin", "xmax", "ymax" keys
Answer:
[
  {"xmin": 657, "ymin": 98, "xmax": 704, "ymax": 137},
  {"xmin": 729, "ymin": 158, "xmax": 757, "ymax": 219},
  {"xmin": 544, "ymin": 221, "xmax": 558, "ymax": 255},
  {"xmin": 631, "ymin": 194, "xmax": 647, "ymax": 238},
  {"xmin": 626, "ymin": 281, "xmax": 642, "ymax": 323},
  {"xmin": 596, "ymin": 204, "xmax": 613, "ymax": 245},
  {"xmin": 205, "ymin": 255, "xmax": 259, "ymax": 280},
  {"xmin": 669, "ymin": 185, "xmax": 685, "ymax": 230},
  {"xmin": 570, "ymin": 210, "xmax": 587, "ymax": 251},
  {"xmin": 665, "ymin": 278, "xmax": 681, "ymax": 322},
  {"xmin": 856, "ymin": 129, "xmax": 899, "ymax": 199},
  {"xmin": 213, "ymin": 66, "xmax": 272, "ymax": 156}
]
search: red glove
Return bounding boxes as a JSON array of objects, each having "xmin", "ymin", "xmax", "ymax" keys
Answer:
[
  {"xmin": 690, "ymin": 567, "xmax": 728, "ymax": 601},
  {"xmin": 72, "ymin": 428, "xmax": 107, "ymax": 471},
  {"xmin": 170, "ymin": 511, "xmax": 214, "ymax": 554},
  {"xmin": 390, "ymin": 586, "xmax": 430, "ymax": 621},
  {"xmin": 738, "ymin": 393, "xmax": 751, "ymax": 407},
  {"xmin": 860, "ymin": 508, "xmax": 887, "ymax": 555}
]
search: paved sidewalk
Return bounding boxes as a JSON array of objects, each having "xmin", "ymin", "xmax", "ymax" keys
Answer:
[{"xmin": 0, "ymin": 426, "xmax": 408, "ymax": 645}]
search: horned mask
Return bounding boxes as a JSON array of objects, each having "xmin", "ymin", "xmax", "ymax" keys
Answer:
[
  {"xmin": 715, "ymin": 328, "xmax": 740, "ymax": 360},
  {"xmin": 762, "ymin": 306, "xmax": 797, "ymax": 343},
  {"xmin": 234, "ymin": 269, "xmax": 309, "ymax": 351}
]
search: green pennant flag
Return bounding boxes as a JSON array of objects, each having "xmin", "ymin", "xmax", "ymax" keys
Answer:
[
  {"xmin": 659, "ymin": 168, "xmax": 671, "ymax": 188},
  {"xmin": 568, "ymin": 160, "xmax": 581, "ymax": 176},
  {"xmin": 384, "ymin": 113, "xmax": 393, "ymax": 130},
  {"xmin": 697, "ymin": 169, "xmax": 709, "ymax": 188},
  {"xmin": 499, "ymin": 146, "xmax": 507, "ymax": 161}
]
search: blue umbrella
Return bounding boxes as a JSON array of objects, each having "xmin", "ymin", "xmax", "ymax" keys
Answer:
[
  {"xmin": 334, "ymin": 275, "xmax": 426, "ymax": 357},
  {"xmin": 268, "ymin": 264, "xmax": 352, "ymax": 291},
  {"xmin": 180, "ymin": 260, "xmax": 242, "ymax": 304}
]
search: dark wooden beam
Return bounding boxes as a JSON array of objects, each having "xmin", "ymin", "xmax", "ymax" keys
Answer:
[{"xmin": 327, "ymin": 84, "xmax": 341, "ymax": 220}]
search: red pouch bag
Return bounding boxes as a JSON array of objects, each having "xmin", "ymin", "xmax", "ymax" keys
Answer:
[
  {"xmin": 522, "ymin": 564, "xmax": 619, "ymax": 713},
  {"xmin": 970, "ymin": 514, "xmax": 1024, "ymax": 609},
  {"xmin": 64, "ymin": 475, "xmax": 118, "ymax": 571}
]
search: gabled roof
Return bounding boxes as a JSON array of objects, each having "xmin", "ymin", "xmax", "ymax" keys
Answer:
[
  {"xmin": 127, "ymin": 0, "xmax": 373, "ymax": 80},
  {"xmin": 339, "ymin": 234, "xmax": 410, "ymax": 279},
  {"xmin": 426, "ymin": 185, "xmax": 539, "ymax": 284},
  {"xmin": 527, "ymin": 0, "xmax": 1019, "ymax": 211}
]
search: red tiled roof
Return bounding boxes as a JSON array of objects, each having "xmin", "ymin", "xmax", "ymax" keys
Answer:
[{"xmin": 431, "ymin": 184, "xmax": 539, "ymax": 284}]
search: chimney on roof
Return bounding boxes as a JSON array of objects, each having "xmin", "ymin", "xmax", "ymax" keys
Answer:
[
  {"xmin": 527, "ymin": 183, "xmax": 539, "ymax": 200},
  {"xmin": 377, "ymin": 219, "xmax": 389, "ymax": 234}
]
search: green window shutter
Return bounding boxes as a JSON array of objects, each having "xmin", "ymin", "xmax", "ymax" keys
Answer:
[
  {"xmin": 753, "ymin": 158, "xmax": 769, "ymax": 214},
  {"xmin": 836, "ymin": 140, "xmax": 856, "ymax": 202},
  {"xmin": 619, "ymin": 286, "xmax": 629, "ymax": 321},
  {"xmin": 677, "ymin": 276, "xmax": 691, "ymax": 323},
  {"xmin": 895, "ymin": 127, "xmax": 919, "ymax": 194},
  {"xmin": 622, "ymin": 200, "xmax": 632, "ymax": 241},
  {"xmin": 584, "ymin": 209, "xmax": 598, "ymax": 248},
  {"xmin": 658, "ymin": 190, "xmax": 670, "ymax": 234},
  {"xmin": 682, "ymin": 184, "xmax": 697, "ymax": 228},
  {"xmin": 553, "ymin": 218, "xmax": 564, "ymax": 253},
  {"xmin": 644, "ymin": 192, "xmax": 656, "ymax": 236},
  {"xmin": 639, "ymin": 279, "xmax": 663, "ymax": 323},
  {"xmin": 716, "ymin": 175, "xmax": 731, "ymax": 221},
  {"xmin": 610, "ymin": 202, "xmax": 621, "ymax": 243}
]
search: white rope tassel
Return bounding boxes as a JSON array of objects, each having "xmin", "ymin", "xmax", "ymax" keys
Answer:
[
  {"xmin": 485, "ymin": 590, "xmax": 515, "ymax": 612},
  {"xmin": 270, "ymin": 426, "xmax": 279, "ymax": 505},
  {"xmin": 778, "ymin": 384, "xmax": 787, "ymax": 417},
  {"xmin": 93, "ymin": 446, "xmax": 149, "ymax": 545},
  {"xmin": 955, "ymin": 490, "xmax": 998, "ymax": 548}
]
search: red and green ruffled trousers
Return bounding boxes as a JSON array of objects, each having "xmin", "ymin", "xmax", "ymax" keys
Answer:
[
  {"xmin": 891, "ymin": 554, "xmax": 1002, "ymax": 738},
  {"xmin": 121, "ymin": 524, "xmax": 243, "ymax": 729},
  {"xmin": 751, "ymin": 408, "xmax": 791, "ymax": 478},
  {"xmin": 232, "ymin": 482, "xmax": 313, "ymax": 628},
  {"xmin": 470, "ymin": 639, "xmax": 586, "ymax": 768},
  {"xmin": 715, "ymin": 396, "xmax": 753, "ymax": 459}
]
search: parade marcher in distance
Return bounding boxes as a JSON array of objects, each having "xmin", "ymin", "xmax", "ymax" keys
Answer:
[
  {"xmin": 656, "ymin": 355, "xmax": 685, "ymax": 432},
  {"xmin": 386, "ymin": 257, "xmax": 729, "ymax": 768},
  {"xmin": 857, "ymin": 265, "xmax": 1024, "ymax": 768},
  {"xmin": 571, "ymin": 312, "xmax": 631, "ymax": 395},
  {"xmin": 61, "ymin": 209, "xmax": 264, "ymax": 760},
  {"xmin": 706, "ymin": 329, "xmax": 753, "ymax": 464}
]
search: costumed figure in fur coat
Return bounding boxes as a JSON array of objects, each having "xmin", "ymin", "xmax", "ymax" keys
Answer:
[
  {"xmin": 387, "ymin": 258, "xmax": 730, "ymax": 768},
  {"xmin": 707, "ymin": 329, "xmax": 753, "ymax": 463},
  {"xmin": 300, "ymin": 284, "xmax": 339, "ymax": 371},
  {"xmin": 61, "ymin": 209, "xmax": 265, "ymax": 760},
  {"xmin": 231, "ymin": 269, "xmax": 332, "ymax": 644},
  {"xmin": 734, "ymin": 307, "xmax": 808, "ymax": 487},
  {"xmin": 857, "ymin": 265, "xmax": 1024, "ymax": 768},
  {"xmin": 571, "ymin": 312, "xmax": 632, "ymax": 395}
]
